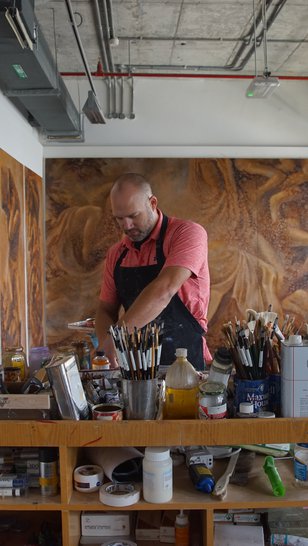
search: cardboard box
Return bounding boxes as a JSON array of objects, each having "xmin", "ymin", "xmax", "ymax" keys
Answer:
[
  {"xmin": 81, "ymin": 512, "xmax": 131, "ymax": 537},
  {"xmin": 160, "ymin": 511, "xmax": 177, "ymax": 543},
  {"xmin": 135, "ymin": 511, "xmax": 162, "ymax": 540}
]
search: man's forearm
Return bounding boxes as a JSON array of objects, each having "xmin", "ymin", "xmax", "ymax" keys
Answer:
[{"xmin": 95, "ymin": 302, "xmax": 118, "ymax": 348}]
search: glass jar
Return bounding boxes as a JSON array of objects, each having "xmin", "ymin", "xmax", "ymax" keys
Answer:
[
  {"xmin": 3, "ymin": 347, "xmax": 27, "ymax": 381},
  {"xmin": 198, "ymin": 381, "xmax": 227, "ymax": 419},
  {"xmin": 208, "ymin": 347, "xmax": 233, "ymax": 387},
  {"xmin": 92, "ymin": 350, "xmax": 110, "ymax": 371}
]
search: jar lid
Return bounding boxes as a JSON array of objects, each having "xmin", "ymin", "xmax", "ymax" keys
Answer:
[
  {"xmin": 213, "ymin": 347, "xmax": 233, "ymax": 365},
  {"xmin": 144, "ymin": 447, "xmax": 170, "ymax": 461},
  {"xmin": 239, "ymin": 402, "xmax": 254, "ymax": 414},
  {"xmin": 199, "ymin": 381, "xmax": 225, "ymax": 395}
]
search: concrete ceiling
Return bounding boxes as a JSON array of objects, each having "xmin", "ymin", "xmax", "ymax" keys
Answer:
[{"xmin": 33, "ymin": 0, "xmax": 308, "ymax": 78}]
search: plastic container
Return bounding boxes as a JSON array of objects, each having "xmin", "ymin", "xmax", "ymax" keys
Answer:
[
  {"xmin": 142, "ymin": 447, "xmax": 173, "ymax": 503},
  {"xmin": 164, "ymin": 348, "xmax": 199, "ymax": 419},
  {"xmin": 28, "ymin": 346, "xmax": 51, "ymax": 374},
  {"xmin": 92, "ymin": 350, "xmax": 110, "ymax": 371},
  {"xmin": 198, "ymin": 381, "xmax": 227, "ymax": 419},
  {"xmin": 175, "ymin": 510, "xmax": 189, "ymax": 546},
  {"xmin": 236, "ymin": 401, "xmax": 257, "ymax": 418},
  {"xmin": 294, "ymin": 443, "xmax": 308, "ymax": 486},
  {"xmin": 188, "ymin": 463, "xmax": 215, "ymax": 493},
  {"xmin": 208, "ymin": 347, "xmax": 233, "ymax": 387}
]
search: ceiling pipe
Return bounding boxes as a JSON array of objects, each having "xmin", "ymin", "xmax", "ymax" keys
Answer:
[
  {"xmin": 92, "ymin": 0, "xmax": 109, "ymax": 73},
  {"xmin": 95, "ymin": 0, "xmax": 114, "ymax": 73},
  {"xmin": 64, "ymin": 0, "xmax": 98, "ymax": 96},
  {"xmin": 60, "ymin": 71, "xmax": 308, "ymax": 80}
]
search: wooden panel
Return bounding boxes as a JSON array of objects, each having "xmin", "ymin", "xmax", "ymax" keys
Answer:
[
  {"xmin": 45, "ymin": 157, "xmax": 308, "ymax": 354},
  {"xmin": 0, "ymin": 149, "xmax": 26, "ymax": 352},
  {"xmin": 0, "ymin": 419, "xmax": 307, "ymax": 447},
  {"xmin": 25, "ymin": 167, "xmax": 45, "ymax": 348}
]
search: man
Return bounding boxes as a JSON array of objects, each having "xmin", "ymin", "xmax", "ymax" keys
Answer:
[{"xmin": 96, "ymin": 173, "xmax": 211, "ymax": 370}]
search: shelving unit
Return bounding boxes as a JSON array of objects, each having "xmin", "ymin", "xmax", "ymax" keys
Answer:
[{"xmin": 1, "ymin": 419, "xmax": 308, "ymax": 546}]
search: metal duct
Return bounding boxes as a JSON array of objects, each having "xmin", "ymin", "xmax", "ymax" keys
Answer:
[{"xmin": 0, "ymin": 0, "xmax": 82, "ymax": 139}]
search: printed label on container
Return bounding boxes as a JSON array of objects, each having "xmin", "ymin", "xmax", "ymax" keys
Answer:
[{"xmin": 199, "ymin": 402, "xmax": 227, "ymax": 420}]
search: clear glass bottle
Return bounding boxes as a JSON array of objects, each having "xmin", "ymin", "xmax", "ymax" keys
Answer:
[
  {"xmin": 164, "ymin": 348, "xmax": 199, "ymax": 419},
  {"xmin": 92, "ymin": 350, "xmax": 110, "ymax": 371}
]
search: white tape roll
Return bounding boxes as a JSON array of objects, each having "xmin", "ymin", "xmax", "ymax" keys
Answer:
[
  {"xmin": 99, "ymin": 481, "xmax": 140, "ymax": 507},
  {"xmin": 73, "ymin": 464, "xmax": 104, "ymax": 493}
]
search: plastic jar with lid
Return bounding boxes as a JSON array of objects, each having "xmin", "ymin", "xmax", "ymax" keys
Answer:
[
  {"xmin": 294, "ymin": 443, "xmax": 308, "ymax": 486},
  {"xmin": 198, "ymin": 381, "xmax": 227, "ymax": 419},
  {"xmin": 142, "ymin": 447, "xmax": 173, "ymax": 503},
  {"xmin": 236, "ymin": 401, "xmax": 258, "ymax": 418}
]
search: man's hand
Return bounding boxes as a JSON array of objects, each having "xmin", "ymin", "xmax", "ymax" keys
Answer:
[{"xmin": 102, "ymin": 335, "xmax": 119, "ymax": 368}]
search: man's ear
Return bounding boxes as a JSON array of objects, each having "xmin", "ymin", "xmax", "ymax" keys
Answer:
[{"xmin": 149, "ymin": 195, "xmax": 158, "ymax": 210}]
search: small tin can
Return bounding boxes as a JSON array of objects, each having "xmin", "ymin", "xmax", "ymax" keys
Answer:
[
  {"xmin": 92, "ymin": 403, "xmax": 123, "ymax": 421},
  {"xmin": 199, "ymin": 381, "xmax": 227, "ymax": 419}
]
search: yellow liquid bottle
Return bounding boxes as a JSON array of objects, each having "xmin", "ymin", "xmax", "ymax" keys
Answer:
[{"xmin": 164, "ymin": 348, "xmax": 199, "ymax": 419}]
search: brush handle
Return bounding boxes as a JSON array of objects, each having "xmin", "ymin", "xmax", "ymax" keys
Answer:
[{"xmin": 212, "ymin": 449, "xmax": 240, "ymax": 498}]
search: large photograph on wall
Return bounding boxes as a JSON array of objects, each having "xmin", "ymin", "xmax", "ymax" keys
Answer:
[
  {"xmin": 0, "ymin": 149, "xmax": 26, "ymax": 352},
  {"xmin": 25, "ymin": 167, "xmax": 45, "ymax": 349},
  {"xmin": 45, "ymin": 158, "xmax": 308, "ymax": 355}
]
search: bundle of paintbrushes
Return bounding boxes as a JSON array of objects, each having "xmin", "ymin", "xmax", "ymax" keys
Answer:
[
  {"xmin": 109, "ymin": 322, "xmax": 163, "ymax": 380},
  {"xmin": 221, "ymin": 306, "xmax": 300, "ymax": 380}
]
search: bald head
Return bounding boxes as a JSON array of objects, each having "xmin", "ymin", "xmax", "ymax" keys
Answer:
[
  {"xmin": 110, "ymin": 173, "xmax": 159, "ymax": 242},
  {"xmin": 110, "ymin": 173, "xmax": 153, "ymax": 200}
]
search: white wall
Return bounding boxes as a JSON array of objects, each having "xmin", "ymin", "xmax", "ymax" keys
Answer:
[
  {"xmin": 0, "ymin": 91, "xmax": 43, "ymax": 175},
  {"xmin": 44, "ymin": 77, "xmax": 308, "ymax": 158}
]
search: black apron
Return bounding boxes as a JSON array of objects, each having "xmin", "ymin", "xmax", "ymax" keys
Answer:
[{"xmin": 114, "ymin": 215, "xmax": 205, "ymax": 370}]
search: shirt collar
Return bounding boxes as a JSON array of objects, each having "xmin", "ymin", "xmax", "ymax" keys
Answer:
[{"xmin": 123, "ymin": 209, "xmax": 163, "ymax": 249}]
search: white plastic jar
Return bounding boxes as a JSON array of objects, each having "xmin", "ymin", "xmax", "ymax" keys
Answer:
[{"xmin": 142, "ymin": 447, "xmax": 173, "ymax": 503}]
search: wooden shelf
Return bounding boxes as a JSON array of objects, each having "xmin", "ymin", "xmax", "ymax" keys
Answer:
[
  {"xmin": 0, "ymin": 418, "xmax": 308, "ymax": 447},
  {"xmin": 0, "ymin": 419, "xmax": 308, "ymax": 546}
]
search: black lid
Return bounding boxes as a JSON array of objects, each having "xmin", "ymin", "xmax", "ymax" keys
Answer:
[
  {"xmin": 39, "ymin": 447, "xmax": 58, "ymax": 462},
  {"xmin": 96, "ymin": 350, "xmax": 105, "ymax": 356},
  {"xmin": 213, "ymin": 347, "xmax": 233, "ymax": 365}
]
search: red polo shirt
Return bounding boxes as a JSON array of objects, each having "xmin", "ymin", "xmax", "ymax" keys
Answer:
[{"xmin": 100, "ymin": 210, "xmax": 211, "ymax": 362}]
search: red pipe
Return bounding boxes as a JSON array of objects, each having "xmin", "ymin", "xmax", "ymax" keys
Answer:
[{"xmin": 60, "ymin": 71, "xmax": 308, "ymax": 80}]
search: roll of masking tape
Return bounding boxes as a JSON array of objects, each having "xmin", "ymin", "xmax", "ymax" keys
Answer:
[
  {"xmin": 73, "ymin": 464, "xmax": 104, "ymax": 493},
  {"xmin": 99, "ymin": 481, "xmax": 140, "ymax": 507}
]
